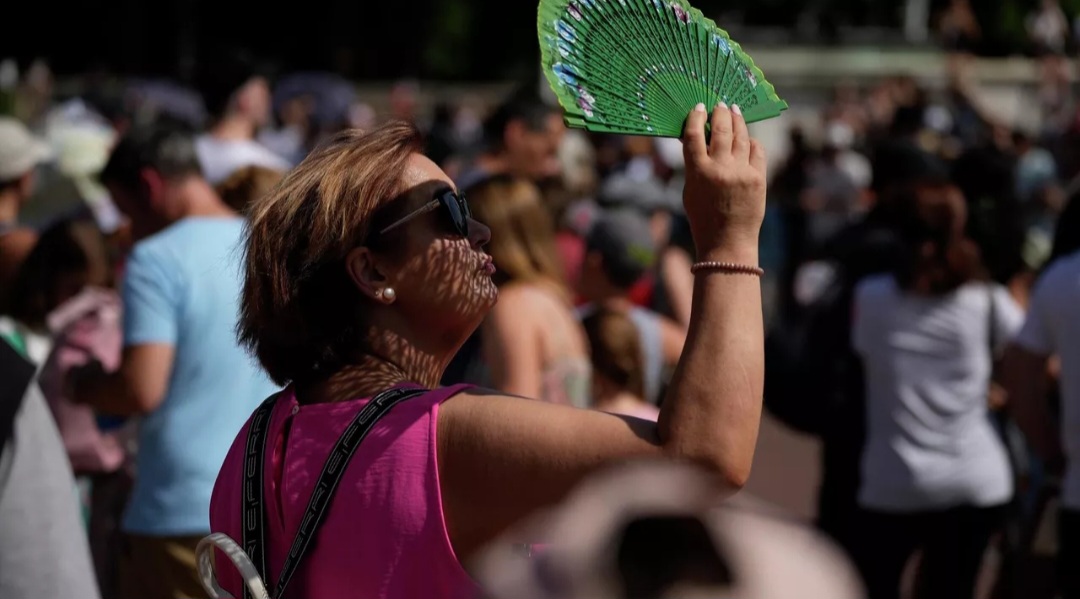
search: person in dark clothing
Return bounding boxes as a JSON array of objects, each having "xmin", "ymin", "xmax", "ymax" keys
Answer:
[
  {"xmin": 766, "ymin": 172, "xmax": 945, "ymax": 559},
  {"xmin": 951, "ymin": 126, "xmax": 1026, "ymax": 286}
]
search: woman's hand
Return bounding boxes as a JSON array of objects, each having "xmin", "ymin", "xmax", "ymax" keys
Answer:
[{"xmin": 681, "ymin": 103, "xmax": 767, "ymax": 261}]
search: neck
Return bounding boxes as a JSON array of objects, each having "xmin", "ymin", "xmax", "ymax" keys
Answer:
[
  {"xmin": 173, "ymin": 177, "xmax": 236, "ymax": 220},
  {"xmin": 297, "ymin": 327, "xmax": 455, "ymax": 404},
  {"xmin": 0, "ymin": 191, "xmax": 19, "ymax": 224},
  {"xmin": 210, "ymin": 115, "xmax": 256, "ymax": 141}
]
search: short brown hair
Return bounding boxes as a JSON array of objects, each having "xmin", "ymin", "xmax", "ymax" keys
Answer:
[
  {"xmin": 216, "ymin": 165, "xmax": 285, "ymax": 213},
  {"xmin": 239, "ymin": 121, "xmax": 424, "ymax": 385}
]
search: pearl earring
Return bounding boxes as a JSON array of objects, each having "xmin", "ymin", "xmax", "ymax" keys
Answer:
[{"xmin": 382, "ymin": 287, "xmax": 397, "ymax": 302}]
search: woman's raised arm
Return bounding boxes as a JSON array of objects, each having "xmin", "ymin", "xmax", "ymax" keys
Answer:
[{"xmin": 438, "ymin": 103, "xmax": 767, "ymax": 561}]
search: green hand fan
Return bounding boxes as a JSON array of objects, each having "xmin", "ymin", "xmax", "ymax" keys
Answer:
[{"xmin": 538, "ymin": 0, "xmax": 788, "ymax": 137}]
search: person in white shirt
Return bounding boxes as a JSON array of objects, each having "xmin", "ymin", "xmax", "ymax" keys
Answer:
[
  {"xmin": 193, "ymin": 50, "xmax": 290, "ymax": 186},
  {"xmin": 1003, "ymin": 203, "xmax": 1080, "ymax": 599},
  {"xmin": 851, "ymin": 182, "xmax": 1023, "ymax": 599}
]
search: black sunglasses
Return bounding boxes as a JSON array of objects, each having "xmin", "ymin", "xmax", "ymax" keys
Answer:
[{"xmin": 379, "ymin": 188, "xmax": 471, "ymax": 238}]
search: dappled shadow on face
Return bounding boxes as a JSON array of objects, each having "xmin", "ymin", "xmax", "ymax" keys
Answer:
[{"xmin": 295, "ymin": 178, "xmax": 498, "ymax": 405}]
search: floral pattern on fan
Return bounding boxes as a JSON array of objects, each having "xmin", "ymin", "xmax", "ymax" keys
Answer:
[{"xmin": 538, "ymin": 0, "xmax": 787, "ymax": 137}]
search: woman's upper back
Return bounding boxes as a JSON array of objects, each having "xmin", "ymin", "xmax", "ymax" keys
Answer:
[
  {"xmin": 209, "ymin": 384, "xmax": 476, "ymax": 599},
  {"xmin": 851, "ymin": 274, "xmax": 1022, "ymax": 507},
  {"xmin": 484, "ymin": 281, "xmax": 591, "ymax": 407},
  {"xmin": 853, "ymin": 274, "xmax": 1023, "ymax": 404}
]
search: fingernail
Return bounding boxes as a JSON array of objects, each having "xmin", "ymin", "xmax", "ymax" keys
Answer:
[
  {"xmin": 718, "ymin": 102, "xmax": 728, "ymax": 109},
  {"xmin": 732, "ymin": 104, "xmax": 742, "ymax": 116},
  {"xmin": 694, "ymin": 103, "xmax": 706, "ymax": 112}
]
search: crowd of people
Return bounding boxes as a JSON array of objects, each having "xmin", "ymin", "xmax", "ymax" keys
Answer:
[{"xmin": 1, "ymin": 30, "xmax": 1080, "ymax": 599}]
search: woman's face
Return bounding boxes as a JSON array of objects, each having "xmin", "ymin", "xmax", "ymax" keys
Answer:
[{"xmin": 378, "ymin": 154, "xmax": 498, "ymax": 335}]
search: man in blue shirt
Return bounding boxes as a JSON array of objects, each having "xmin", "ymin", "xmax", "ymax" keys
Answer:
[{"xmin": 74, "ymin": 122, "xmax": 279, "ymax": 599}]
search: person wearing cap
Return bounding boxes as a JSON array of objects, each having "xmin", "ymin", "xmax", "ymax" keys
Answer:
[
  {"xmin": 0, "ymin": 116, "xmax": 53, "ymax": 292},
  {"xmin": 577, "ymin": 209, "xmax": 686, "ymax": 406},
  {"xmin": 596, "ymin": 171, "xmax": 695, "ymax": 323},
  {"xmin": 193, "ymin": 49, "xmax": 289, "ymax": 187}
]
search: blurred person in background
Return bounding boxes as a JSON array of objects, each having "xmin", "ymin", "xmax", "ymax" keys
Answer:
[
  {"xmin": 1028, "ymin": 0, "xmax": 1071, "ymax": 110},
  {"xmin": 466, "ymin": 175, "xmax": 591, "ymax": 407},
  {"xmin": 426, "ymin": 101, "xmax": 463, "ymax": 170},
  {"xmin": 952, "ymin": 122, "xmax": 1028, "ymax": 292},
  {"xmin": 577, "ymin": 209, "xmax": 685, "ymax": 406},
  {"xmin": 653, "ymin": 214, "xmax": 696, "ymax": 327},
  {"xmin": 595, "ymin": 172, "xmax": 684, "ymax": 310},
  {"xmin": 851, "ymin": 182, "xmax": 1021, "ymax": 599},
  {"xmin": 389, "ymin": 79, "xmax": 420, "ymax": 124},
  {"xmin": 194, "ymin": 49, "xmax": 289, "ymax": 187},
  {"xmin": 771, "ymin": 126, "xmax": 816, "ymax": 320},
  {"xmin": 1003, "ymin": 194, "xmax": 1080, "ymax": 599},
  {"xmin": 75, "ymin": 122, "xmax": 278, "ymax": 599},
  {"xmin": 0, "ymin": 116, "xmax": 53, "ymax": 299},
  {"xmin": 1014, "ymin": 130, "xmax": 1064, "ymax": 280},
  {"xmin": 0, "ymin": 337, "xmax": 100, "ymax": 599},
  {"xmin": 801, "ymin": 121, "xmax": 870, "ymax": 250},
  {"xmin": 935, "ymin": 0, "xmax": 981, "ymax": 81},
  {"xmin": 583, "ymin": 307, "xmax": 659, "ymax": 421},
  {"xmin": 597, "ymin": 172, "xmax": 680, "ymax": 262},
  {"xmin": 7, "ymin": 217, "xmax": 129, "ymax": 596},
  {"xmin": 206, "ymin": 104, "xmax": 767, "ymax": 599},
  {"xmin": 456, "ymin": 89, "xmax": 565, "ymax": 190},
  {"xmin": 257, "ymin": 93, "xmax": 315, "ymax": 167},
  {"xmin": 215, "ymin": 165, "xmax": 285, "ymax": 214}
]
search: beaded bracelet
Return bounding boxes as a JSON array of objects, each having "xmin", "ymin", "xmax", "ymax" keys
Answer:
[{"xmin": 690, "ymin": 261, "xmax": 765, "ymax": 277}]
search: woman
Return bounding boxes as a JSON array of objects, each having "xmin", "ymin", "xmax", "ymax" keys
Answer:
[
  {"xmin": 208, "ymin": 103, "xmax": 767, "ymax": 599},
  {"xmin": 582, "ymin": 306, "xmax": 660, "ymax": 421},
  {"xmin": 465, "ymin": 175, "xmax": 590, "ymax": 407},
  {"xmin": 851, "ymin": 183, "xmax": 1023, "ymax": 599}
]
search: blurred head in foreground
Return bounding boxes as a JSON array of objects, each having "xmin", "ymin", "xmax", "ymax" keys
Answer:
[{"xmin": 473, "ymin": 461, "xmax": 864, "ymax": 599}]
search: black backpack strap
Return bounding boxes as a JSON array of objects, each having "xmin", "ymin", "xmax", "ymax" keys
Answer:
[
  {"xmin": 241, "ymin": 386, "xmax": 428, "ymax": 599},
  {"xmin": 241, "ymin": 393, "xmax": 280, "ymax": 599}
]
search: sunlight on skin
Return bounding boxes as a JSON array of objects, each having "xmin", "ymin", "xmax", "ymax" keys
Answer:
[{"xmin": 299, "ymin": 155, "xmax": 498, "ymax": 406}]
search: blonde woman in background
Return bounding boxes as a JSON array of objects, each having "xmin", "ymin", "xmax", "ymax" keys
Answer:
[{"xmin": 466, "ymin": 175, "xmax": 591, "ymax": 407}]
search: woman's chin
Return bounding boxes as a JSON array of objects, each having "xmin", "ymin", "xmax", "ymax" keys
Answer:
[{"xmin": 476, "ymin": 276, "xmax": 499, "ymax": 307}]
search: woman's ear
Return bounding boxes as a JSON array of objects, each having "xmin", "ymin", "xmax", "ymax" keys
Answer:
[{"xmin": 346, "ymin": 246, "xmax": 395, "ymax": 304}]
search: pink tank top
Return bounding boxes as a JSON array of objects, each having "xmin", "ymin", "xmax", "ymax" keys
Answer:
[{"xmin": 209, "ymin": 384, "xmax": 478, "ymax": 599}]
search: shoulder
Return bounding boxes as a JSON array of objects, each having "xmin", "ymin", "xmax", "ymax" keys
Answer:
[
  {"xmin": 136, "ymin": 218, "xmax": 244, "ymax": 254},
  {"xmin": 1037, "ymin": 251, "xmax": 1080, "ymax": 293},
  {"xmin": 854, "ymin": 274, "xmax": 896, "ymax": 302},
  {"xmin": 493, "ymin": 282, "xmax": 561, "ymax": 315}
]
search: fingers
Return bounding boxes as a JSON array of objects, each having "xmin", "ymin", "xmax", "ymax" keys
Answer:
[
  {"xmin": 750, "ymin": 139, "xmax": 768, "ymax": 177},
  {"xmin": 682, "ymin": 103, "xmax": 708, "ymax": 165},
  {"xmin": 731, "ymin": 104, "xmax": 750, "ymax": 161},
  {"xmin": 709, "ymin": 103, "xmax": 733, "ymax": 157}
]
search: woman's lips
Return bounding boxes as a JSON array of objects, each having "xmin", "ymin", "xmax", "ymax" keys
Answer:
[{"xmin": 479, "ymin": 257, "xmax": 496, "ymax": 275}]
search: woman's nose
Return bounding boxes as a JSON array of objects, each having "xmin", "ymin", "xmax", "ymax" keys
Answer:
[{"xmin": 469, "ymin": 218, "xmax": 491, "ymax": 249}]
